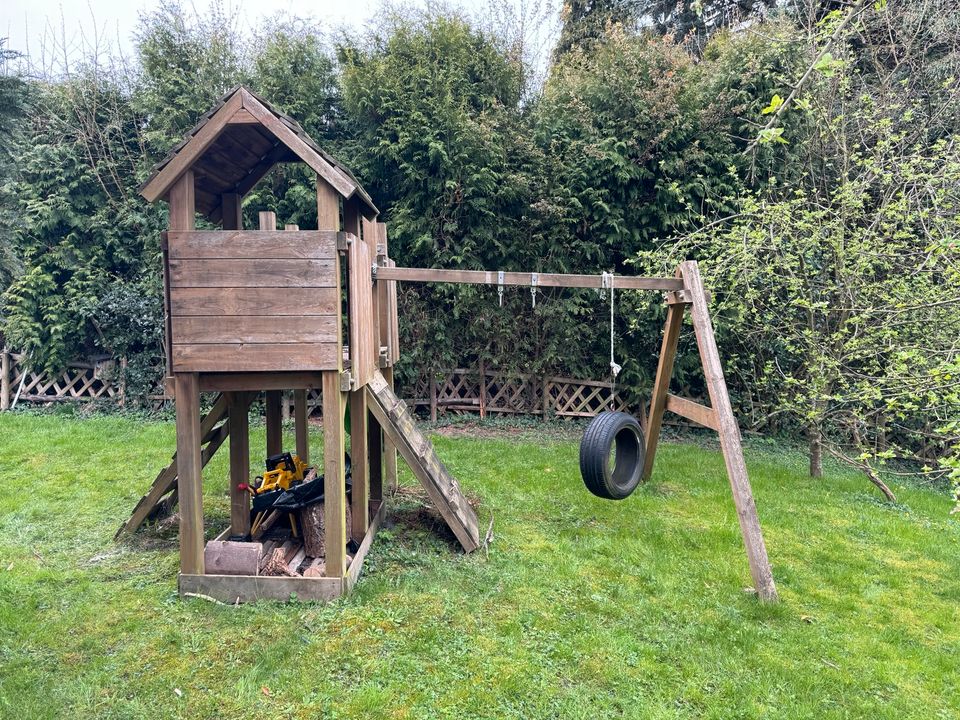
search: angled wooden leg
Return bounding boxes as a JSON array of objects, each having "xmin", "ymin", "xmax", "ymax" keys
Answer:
[
  {"xmin": 228, "ymin": 391, "xmax": 252, "ymax": 537},
  {"xmin": 175, "ymin": 373, "xmax": 203, "ymax": 576},
  {"xmin": 681, "ymin": 260, "xmax": 778, "ymax": 602},
  {"xmin": 265, "ymin": 390, "xmax": 283, "ymax": 456},
  {"xmin": 322, "ymin": 371, "xmax": 347, "ymax": 578},
  {"xmin": 642, "ymin": 299, "xmax": 686, "ymax": 480},
  {"xmin": 294, "ymin": 389, "xmax": 309, "ymax": 464},
  {"xmin": 349, "ymin": 389, "xmax": 369, "ymax": 543}
]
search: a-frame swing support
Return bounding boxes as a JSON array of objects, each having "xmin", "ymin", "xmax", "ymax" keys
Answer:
[{"xmin": 376, "ymin": 260, "xmax": 778, "ymax": 602}]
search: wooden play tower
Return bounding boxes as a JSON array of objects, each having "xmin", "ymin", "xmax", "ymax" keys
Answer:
[{"xmin": 119, "ymin": 86, "xmax": 480, "ymax": 602}]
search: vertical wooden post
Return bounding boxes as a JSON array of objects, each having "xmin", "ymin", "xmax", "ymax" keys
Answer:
[
  {"xmin": 680, "ymin": 260, "xmax": 777, "ymax": 602},
  {"xmin": 349, "ymin": 390, "xmax": 369, "ymax": 543},
  {"xmin": 478, "ymin": 360, "xmax": 487, "ymax": 419},
  {"xmin": 258, "ymin": 210, "xmax": 277, "ymax": 231},
  {"xmin": 542, "ymin": 377, "xmax": 550, "ymax": 418},
  {"xmin": 382, "ymin": 366, "xmax": 398, "ymax": 493},
  {"xmin": 281, "ymin": 391, "xmax": 291, "ymax": 425},
  {"xmin": 265, "ymin": 390, "xmax": 283, "ymax": 456},
  {"xmin": 175, "ymin": 372, "xmax": 204, "ymax": 575},
  {"xmin": 294, "ymin": 389, "xmax": 309, "ymax": 464},
  {"xmin": 1, "ymin": 348, "xmax": 10, "ymax": 411},
  {"xmin": 642, "ymin": 297, "xmax": 685, "ymax": 480},
  {"xmin": 322, "ymin": 370, "xmax": 347, "ymax": 578},
  {"xmin": 228, "ymin": 391, "xmax": 251, "ymax": 537},
  {"xmin": 168, "ymin": 170, "xmax": 195, "ymax": 231},
  {"xmin": 430, "ymin": 373, "xmax": 438, "ymax": 422},
  {"xmin": 221, "ymin": 193, "xmax": 242, "ymax": 230}
]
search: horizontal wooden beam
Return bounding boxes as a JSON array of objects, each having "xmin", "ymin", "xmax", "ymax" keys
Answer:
[
  {"xmin": 665, "ymin": 393, "xmax": 719, "ymax": 432},
  {"xmin": 199, "ymin": 371, "xmax": 326, "ymax": 392},
  {"xmin": 375, "ymin": 266, "xmax": 684, "ymax": 292}
]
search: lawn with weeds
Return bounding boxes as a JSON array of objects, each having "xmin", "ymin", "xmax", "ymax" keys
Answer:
[{"xmin": 1, "ymin": 410, "xmax": 958, "ymax": 719}]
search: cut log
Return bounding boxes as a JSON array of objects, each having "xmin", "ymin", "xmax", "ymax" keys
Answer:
[
  {"xmin": 203, "ymin": 540, "xmax": 262, "ymax": 576},
  {"xmin": 301, "ymin": 503, "xmax": 325, "ymax": 558}
]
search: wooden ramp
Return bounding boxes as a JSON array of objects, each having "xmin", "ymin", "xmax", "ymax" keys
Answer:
[{"xmin": 365, "ymin": 370, "xmax": 480, "ymax": 552}]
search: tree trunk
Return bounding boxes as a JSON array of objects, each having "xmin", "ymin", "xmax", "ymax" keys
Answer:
[{"xmin": 809, "ymin": 426, "xmax": 823, "ymax": 478}]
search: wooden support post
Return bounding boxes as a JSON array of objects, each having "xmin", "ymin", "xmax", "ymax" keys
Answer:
[
  {"xmin": 430, "ymin": 373, "xmax": 438, "ymax": 422},
  {"xmin": 175, "ymin": 373, "xmax": 204, "ymax": 575},
  {"xmin": 282, "ymin": 391, "xmax": 291, "ymax": 425},
  {"xmin": 228, "ymin": 391, "xmax": 251, "ymax": 537},
  {"xmin": 382, "ymin": 366, "xmax": 398, "ymax": 493},
  {"xmin": 258, "ymin": 210, "xmax": 277, "ymax": 231},
  {"xmin": 1, "ymin": 348, "xmax": 9, "ymax": 411},
  {"xmin": 322, "ymin": 370, "xmax": 347, "ymax": 578},
  {"xmin": 349, "ymin": 389, "xmax": 369, "ymax": 542},
  {"xmin": 265, "ymin": 390, "xmax": 282, "ymax": 456},
  {"xmin": 368, "ymin": 407, "xmax": 383, "ymax": 503},
  {"xmin": 642, "ymin": 298, "xmax": 685, "ymax": 480},
  {"xmin": 680, "ymin": 261, "xmax": 778, "ymax": 602},
  {"xmin": 221, "ymin": 193, "xmax": 242, "ymax": 230},
  {"xmin": 294, "ymin": 389, "xmax": 309, "ymax": 463}
]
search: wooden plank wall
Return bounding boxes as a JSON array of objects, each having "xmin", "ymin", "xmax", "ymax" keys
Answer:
[{"xmin": 166, "ymin": 230, "xmax": 340, "ymax": 372}]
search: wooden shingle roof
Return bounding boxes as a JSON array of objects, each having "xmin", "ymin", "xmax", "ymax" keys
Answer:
[{"xmin": 140, "ymin": 85, "xmax": 377, "ymax": 222}]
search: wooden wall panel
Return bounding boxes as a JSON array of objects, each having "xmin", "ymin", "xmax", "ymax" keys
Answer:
[
  {"xmin": 171, "ymin": 287, "xmax": 337, "ymax": 317},
  {"xmin": 172, "ymin": 315, "xmax": 338, "ymax": 345},
  {"xmin": 168, "ymin": 231, "xmax": 338, "ymax": 259},
  {"xmin": 348, "ymin": 233, "xmax": 377, "ymax": 388},
  {"xmin": 173, "ymin": 343, "xmax": 338, "ymax": 372},
  {"xmin": 168, "ymin": 258, "xmax": 335, "ymax": 287},
  {"xmin": 166, "ymin": 230, "xmax": 341, "ymax": 373}
]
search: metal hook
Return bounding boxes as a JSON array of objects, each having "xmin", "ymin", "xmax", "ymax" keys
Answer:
[
  {"xmin": 497, "ymin": 270, "xmax": 504, "ymax": 307},
  {"xmin": 530, "ymin": 273, "xmax": 538, "ymax": 309}
]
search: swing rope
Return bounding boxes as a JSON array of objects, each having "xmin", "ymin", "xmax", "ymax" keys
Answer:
[{"xmin": 601, "ymin": 272, "xmax": 621, "ymax": 410}]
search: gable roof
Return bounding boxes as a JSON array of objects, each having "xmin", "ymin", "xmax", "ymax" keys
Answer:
[{"xmin": 140, "ymin": 85, "xmax": 377, "ymax": 222}]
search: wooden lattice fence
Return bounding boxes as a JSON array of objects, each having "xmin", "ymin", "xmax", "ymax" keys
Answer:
[
  {"xmin": 1, "ymin": 351, "xmax": 124, "ymax": 409},
  {"xmin": 404, "ymin": 366, "xmax": 632, "ymax": 420},
  {"xmin": 0, "ymin": 350, "xmax": 630, "ymax": 421}
]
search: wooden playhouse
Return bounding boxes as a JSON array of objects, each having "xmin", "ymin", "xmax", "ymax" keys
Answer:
[
  {"xmin": 119, "ymin": 87, "xmax": 778, "ymax": 603},
  {"xmin": 117, "ymin": 86, "xmax": 480, "ymax": 602}
]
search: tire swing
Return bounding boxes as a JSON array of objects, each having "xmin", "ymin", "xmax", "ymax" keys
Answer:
[{"xmin": 580, "ymin": 272, "xmax": 646, "ymax": 500}]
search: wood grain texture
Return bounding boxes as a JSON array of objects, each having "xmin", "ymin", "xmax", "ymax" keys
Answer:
[
  {"xmin": 642, "ymin": 298, "xmax": 685, "ymax": 481},
  {"xmin": 377, "ymin": 266, "xmax": 684, "ymax": 291},
  {"xmin": 172, "ymin": 315, "xmax": 337, "ymax": 345},
  {"xmin": 170, "ymin": 287, "xmax": 338, "ymax": 317},
  {"xmin": 228, "ymin": 391, "xmax": 252, "ymax": 536},
  {"xmin": 175, "ymin": 373, "xmax": 204, "ymax": 575},
  {"xmin": 172, "ymin": 342, "xmax": 338, "ymax": 372},
  {"xmin": 348, "ymin": 223, "xmax": 377, "ymax": 388},
  {"xmin": 294, "ymin": 389, "xmax": 309, "ymax": 464},
  {"xmin": 365, "ymin": 370, "xmax": 479, "ymax": 552},
  {"xmin": 203, "ymin": 541, "xmax": 261, "ymax": 575},
  {"xmin": 179, "ymin": 573, "xmax": 343, "ymax": 603},
  {"xmin": 199, "ymin": 372, "xmax": 325, "ymax": 392},
  {"xmin": 168, "ymin": 231, "xmax": 338, "ymax": 259},
  {"xmin": 168, "ymin": 258, "xmax": 335, "ymax": 288},
  {"xmin": 322, "ymin": 370, "xmax": 347, "ymax": 578},
  {"xmin": 665, "ymin": 394, "xmax": 719, "ymax": 432},
  {"xmin": 381, "ymin": 366, "xmax": 398, "ymax": 493},
  {"xmin": 681, "ymin": 260, "xmax": 778, "ymax": 602}
]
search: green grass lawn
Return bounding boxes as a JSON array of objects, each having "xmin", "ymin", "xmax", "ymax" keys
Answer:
[{"xmin": 0, "ymin": 411, "xmax": 958, "ymax": 719}]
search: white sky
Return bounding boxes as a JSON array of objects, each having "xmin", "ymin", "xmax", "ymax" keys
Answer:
[{"xmin": 1, "ymin": 0, "xmax": 431, "ymax": 62}]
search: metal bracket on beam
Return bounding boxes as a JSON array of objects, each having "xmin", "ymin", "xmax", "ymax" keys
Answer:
[
  {"xmin": 665, "ymin": 288, "xmax": 711, "ymax": 305},
  {"xmin": 372, "ymin": 263, "xmax": 379, "ymax": 281},
  {"xmin": 530, "ymin": 272, "xmax": 539, "ymax": 309},
  {"xmin": 336, "ymin": 232, "xmax": 353, "ymax": 251},
  {"xmin": 340, "ymin": 370, "xmax": 355, "ymax": 392}
]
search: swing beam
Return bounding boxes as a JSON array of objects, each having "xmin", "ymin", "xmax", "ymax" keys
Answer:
[{"xmin": 378, "ymin": 260, "xmax": 778, "ymax": 602}]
